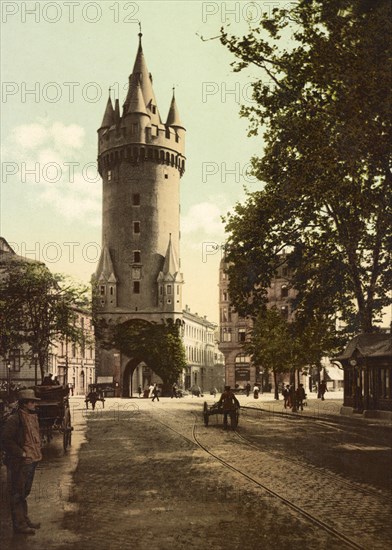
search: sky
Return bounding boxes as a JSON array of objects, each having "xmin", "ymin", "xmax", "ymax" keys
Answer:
[{"xmin": 0, "ymin": 0, "xmax": 274, "ymax": 323}]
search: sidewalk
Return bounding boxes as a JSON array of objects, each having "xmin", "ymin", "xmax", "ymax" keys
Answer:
[{"xmin": 217, "ymin": 391, "xmax": 392, "ymax": 424}]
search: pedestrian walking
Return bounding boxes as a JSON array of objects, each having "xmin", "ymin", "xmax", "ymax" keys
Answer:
[
  {"xmin": 319, "ymin": 380, "xmax": 328, "ymax": 401},
  {"xmin": 151, "ymin": 384, "xmax": 160, "ymax": 402},
  {"xmin": 148, "ymin": 383, "xmax": 155, "ymax": 398},
  {"xmin": 296, "ymin": 384, "xmax": 306, "ymax": 411},
  {"xmin": 282, "ymin": 385, "xmax": 290, "ymax": 409},
  {"xmin": 137, "ymin": 385, "xmax": 142, "ymax": 398},
  {"xmin": 253, "ymin": 383, "xmax": 260, "ymax": 399},
  {"xmin": 289, "ymin": 384, "xmax": 297, "ymax": 411},
  {"xmin": 218, "ymin": 386, "xmax": 240, "ymax": 430},
  {"xmin": 245, "ymin": 382, "xmax": 251, "ymax": 397},
  {"xmin": 171, "ymin": 383, "xmax": 178, "ymax": 398},
  {"xmin": 1, "ymin": 389, "xmax": 42, "ymax": 535}
]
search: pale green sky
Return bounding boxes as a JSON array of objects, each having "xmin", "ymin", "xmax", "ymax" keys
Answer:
[{"xmin": 1, "ymin": 0, "xmax": 267, "ymax": 323}]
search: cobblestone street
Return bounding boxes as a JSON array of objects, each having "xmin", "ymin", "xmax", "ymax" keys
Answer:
[{"xmin": 1, "ymin": 394, "xmax": 391, "ymax": 550}]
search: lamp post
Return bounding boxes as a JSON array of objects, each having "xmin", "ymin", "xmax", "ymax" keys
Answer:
[
  {"xmin": 33, "ymin": 352, "xmax": 38, "ymax": 386},
  {"xmin": 7, "ymin": 361, "xmax": 11, "ymax": 395}
]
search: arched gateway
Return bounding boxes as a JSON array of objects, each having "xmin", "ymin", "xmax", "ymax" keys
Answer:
[{"xmin": 122, "ymin": 358, "xmax": 156, "ymax": 398}]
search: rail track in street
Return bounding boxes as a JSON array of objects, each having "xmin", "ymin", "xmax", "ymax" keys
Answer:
[{"xmin": 151, "ymin": 405, "xmax": 391, "ymax": 550}]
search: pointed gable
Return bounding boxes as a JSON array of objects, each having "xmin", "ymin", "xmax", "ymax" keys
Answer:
[{"xmin": 96, "ymin": 246, "xmax": 117, "ymax": 283}]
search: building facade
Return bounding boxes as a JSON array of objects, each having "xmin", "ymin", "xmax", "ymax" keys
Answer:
[
  {"xmin": 218, "ymin": 257, "xmax": 296, "ymax": 390},
  {"xmin": 94, "ymin": 35, "xmax": 187, "ymax": 395},
  {"xmin": 182, "ymin": 306, "xmax": 225, "ymax": 393}
]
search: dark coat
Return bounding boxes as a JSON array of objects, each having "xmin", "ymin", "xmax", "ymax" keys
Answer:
[{"xmin": 1, "ymin": 410, "xmax": 25, "ymax": 465}]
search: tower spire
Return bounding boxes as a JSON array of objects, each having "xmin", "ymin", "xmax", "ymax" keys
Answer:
[
  {"xmin": 99, "ymin": 93, "xmax": 115, "ymax": 129},
  {"xmin": 166, "ymin": 90, "xmax": 185, "ymax": 130}
]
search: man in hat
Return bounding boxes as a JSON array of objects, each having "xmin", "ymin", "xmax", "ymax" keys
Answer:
[
  {"xmin": 217, "ymin": 385, "xmax": 240, "ymax": 430},
  {"xmin": 2, "ymin": 388, "xmax": 42, "ymax": 534}
]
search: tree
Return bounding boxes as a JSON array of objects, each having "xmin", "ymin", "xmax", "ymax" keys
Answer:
[
  {"xmin": 221, "ymin": 0, "xmax": 392, "ymax": 333},
  {"xmin": 98, "ymin": 318, "xmax": 187, "ymax": 389},
  {"xmin": 245, "ymin": 308, "xmax": 291, "ymax": 399},
  {"xmin": 0, "ymin": 261, "xmax": 89, "ymax": 381}
]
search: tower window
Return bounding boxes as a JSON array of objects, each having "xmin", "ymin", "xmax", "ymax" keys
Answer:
[
  {"xmin": 152, "ymin": 105, "xmax": 156, "ymax": 114},
  {"xmin": 132, "ymin": 193, "xmax": 140, "ymax": 206},
  {"xmin": 131, "ymin": 123, "xmax": 139, "ymax": 135},
  {"xmin": 281, "ymin": 285, "xmax": 289, "ymax": 298},
  {"xmin": 110, "ymin": 287, "xmax": 114, "ymax": 296},
  {"xmin": 133, "ymin": 222, "xmax": 140, "ymax": 234},
  {"xmin": 100, "ymin": 285, "xmax": 105, "ymax": 296},
  {"xmin": 133, "ymin": 251, "xmax": 141, "ymax": 263},
  {"xmin": 167, "ymin": 285, "xmax": 172, "ymax": 295},
  {"xmin": 107, "ymin": 170, "xmax": 112, "ymax": 181},
  {"xmin": 133, "ymin": 281, "xmax": 140, "ymax": 294}
]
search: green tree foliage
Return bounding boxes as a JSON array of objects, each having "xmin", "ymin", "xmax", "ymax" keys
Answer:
[
  {"xmin": 100, "ymin": 318, "xmax": 186, "ymax": 387},
  {"xmin": 221, "ymin": 0, "xmax": 392, "ymax": 333},
  {"xmin": 245, "ymin": 308, "xmax": 290, "ymax": 398},
  {"xmin": 0, "ymin": 261, "xmax": 89, "ymax": 381}
]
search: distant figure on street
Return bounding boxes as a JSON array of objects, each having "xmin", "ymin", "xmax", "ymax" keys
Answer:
[
  {"xmin": 296, "ymin": 384, "xmax": 306, "ymax": 411},
  {"xmin": 245, "ymin": 382, "xmax": 251, "ymax": 397},
  {"xmin": 218, "ymin": 385, "xmax": 240, "ymax": 430},
  {"xmin": 253, "ymin": 384, "xmax": 260, "ymax": 399},
  {"xmin": 86, "ymin": 390, "xmax": 98, "ymax": 410},
  {"xmin": 2, "ymin": 389, "xmax": 42, "ymax": 534},
  {"xmin": 137, "ymin": 385, "xmax": 142, "ymax": 398},
  {"xmin": 151, "ymin": 384, "xmax": 160, "ymax": 402},
  {"xmin": 148, "ymin": 383, "xmax": 155, "ymax": 398},
  {"xmin": 171, "ymin": 383, "xmax": 178, "ymax": 398},
  {"xmin": 319, "ymin": 380, "xmax": 328, "ymax": 401},
  {"xmin": 53, "ymin": 376, "xmax": 60, "ymax": 385},
  {"xmin": 282, "ymin": 385, "xmax": 290, "ymax": 409}
]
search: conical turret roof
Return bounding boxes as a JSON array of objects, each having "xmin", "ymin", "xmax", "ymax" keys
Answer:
[
  {"xmin": 123, "ymin": 33, "xmax": 161, "ymax": 124},
  {"xmin": 127, "ymin": 80, "xmax": 149, "ymax": 116},
  {"xmin": 100, "ymin": 96, "xmax": 115, "ymax": 129},
  {"xmin": 166, "ymin": 92, "xmax": 185, "ymax": 129}
]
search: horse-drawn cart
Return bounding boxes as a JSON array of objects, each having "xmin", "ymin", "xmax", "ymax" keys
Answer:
[
  {"xmin": 34, "ymin": 385, "xmax": 73, "ymax": 451},
  {"xmin": 203, "ymin": 401, "xmax": 240, "ymax": 428}
]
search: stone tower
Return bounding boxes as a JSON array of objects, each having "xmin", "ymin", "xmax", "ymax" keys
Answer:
[
  {"xmin": 96, "ymin": 33, "xmax": 185, "ymax": 324},
  {"xmin": 95, "ymin": 35, "xmax": 185, "ymax": 394}
]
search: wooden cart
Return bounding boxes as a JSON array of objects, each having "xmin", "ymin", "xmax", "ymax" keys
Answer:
[
  {"xmin": 34, "ymin": 385, "xmax": 73, "ymax": 451},
  {"xmin": 203, "ymin": 401, "xmax": 240, "ymax": 428}
]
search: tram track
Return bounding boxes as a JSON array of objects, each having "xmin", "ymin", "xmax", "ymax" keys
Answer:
[
  {"xmin": 151, "ymin": 407, "xmax": 370, "ymax": 550},
  {"xmin": 235, "ymin": 414, "xmax": 392, "ymax": 505}
]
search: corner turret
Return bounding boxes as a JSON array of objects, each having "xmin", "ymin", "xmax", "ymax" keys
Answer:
[
  {"xmin": 157, "ymin": 234, "xmax": 184, "ymax": 313},
  {"xmin": 99, "ymin": 95, "xmax": 115, "ymax": 131}
]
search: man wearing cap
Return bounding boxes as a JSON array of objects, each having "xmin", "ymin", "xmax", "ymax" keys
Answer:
[
  {"xmin": 2, "ymin": 388, "xmax": 42, "ymax": 535},
  {"xmin": 218, "ymin": 385, "xmax": 240, "ymax": 430}
]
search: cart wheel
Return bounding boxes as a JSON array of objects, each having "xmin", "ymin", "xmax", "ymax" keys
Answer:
[
  {"xmin": 63, "ymin": 407, "xmax": 72, "ymax": 451},
  {"xmin": 203, "ymin": 402, "xmax": 209, "ymax": 427}
]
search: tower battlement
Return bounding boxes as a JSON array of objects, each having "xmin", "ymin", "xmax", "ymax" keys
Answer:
[{"xmin": 97, "ymin": 33, "xmax": 185, "ymax": 177}]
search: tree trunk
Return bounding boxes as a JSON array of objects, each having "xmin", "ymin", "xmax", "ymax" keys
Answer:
[{"xmin": 273, "ymin": 370, "xmax": 279, "ymax": 400}]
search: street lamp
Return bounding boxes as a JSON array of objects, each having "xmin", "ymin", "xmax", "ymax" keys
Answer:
[
  {"xmin": 7, "ymin": 361, "xmax": 11, "ymax": 394},
  {"xmin": 33, "ymin": 352, "xmax": 38, "ymax": 386}
]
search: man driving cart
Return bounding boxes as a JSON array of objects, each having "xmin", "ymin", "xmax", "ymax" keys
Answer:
[{"xmin": 218, "ymin": 386, "xmax": 240, "ymax": 430}]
